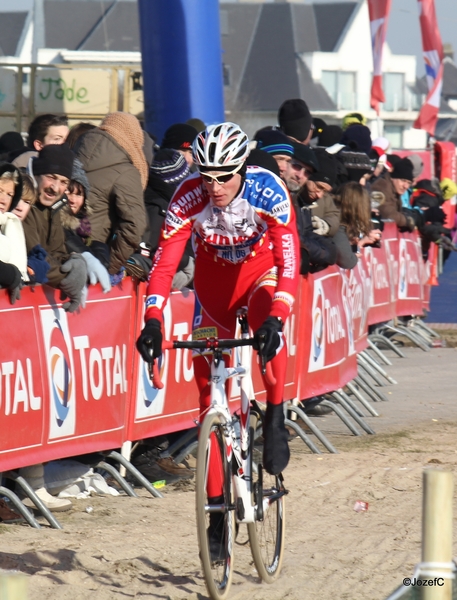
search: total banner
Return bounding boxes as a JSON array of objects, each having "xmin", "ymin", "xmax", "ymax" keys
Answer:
[{"xmin": 0, "ymin": 281, "xmax": 136, "ymax": 471}]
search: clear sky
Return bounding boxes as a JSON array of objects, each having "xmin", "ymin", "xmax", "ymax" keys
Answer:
[{"xmin": 1, "ymin": 0, "xmax": 456, "ymax": 75}]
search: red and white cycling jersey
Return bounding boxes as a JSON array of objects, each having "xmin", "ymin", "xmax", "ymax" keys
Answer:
[{"xmin": 145, "ymin": 165, "xmax": 299, "ymax": 323}]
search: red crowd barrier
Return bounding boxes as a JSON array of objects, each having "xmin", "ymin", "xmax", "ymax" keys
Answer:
[{"xmin": 0, "ymin": 226, "xmax": 431, "ymax": 471}]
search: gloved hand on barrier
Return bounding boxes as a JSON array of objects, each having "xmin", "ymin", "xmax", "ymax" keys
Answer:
[
  {"xmin": 253, "ymin": 316, "xmax": 283, "ymax": 362},
  {"xmin": 136, "ymin": 318, "xmax": 163, "ymax": 363},
  {"xmin": 81, "ymin": 252, "xmax": 111, "ymax": 293},
  {"xmin": 59, "ymin": 254, "xmax": 88, "ymax": 313},
  {"xmin": 27, "ymin": 244, "xmax": 50, "ymax": 284},
  {"xmin": 6, "ymin": 264, "xmax": 23, "ymax": 305},
  {"xmin": 311, "ymin": 215, "xmax": 330, "ymax": 236}
]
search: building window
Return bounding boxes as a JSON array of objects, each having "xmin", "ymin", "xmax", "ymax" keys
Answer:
[
  {"xmin": 223, "ymin": 64, "xmax": 231, "ymax": 87},
  {"xmin": 383, "ymin": 73, "xmax": 406, "ymax": 111},
  {"xmin": 384, "ymin": 124, "xmax": 403, "ymax": 149},
  {"xmin": 321, "ymin": 71, "xmax": 356, "ymax": 110}
]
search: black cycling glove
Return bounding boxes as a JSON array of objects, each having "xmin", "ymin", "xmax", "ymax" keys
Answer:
[
  {"xmin": 253, "ymin": 316, "xmax": 283, "ymax": 362},
  {"xmin": 136, "ymin": 318, "xmax": 163, "ymax": 363}
]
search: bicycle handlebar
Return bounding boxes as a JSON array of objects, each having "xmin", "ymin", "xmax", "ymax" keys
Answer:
[{"xmin": 147, "ymin": 337, "xmax": 277, "ymax": 389}]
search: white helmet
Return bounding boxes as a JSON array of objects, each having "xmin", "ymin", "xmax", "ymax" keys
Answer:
[{"xmin": 192, "ymin": 122, "xmax": 250, "ymax": 168}]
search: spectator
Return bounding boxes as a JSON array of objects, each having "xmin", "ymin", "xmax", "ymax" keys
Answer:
[
  {"xmin": 126, "ymin": 149, "xmax": 194, "ymax": 288},
  {"xmin": 161, "ymin": 123, "xmax": 198, "ymax": 168},
  {"xmin": 60, "ymin": 159, "xmax": 111, "ymax": 292},
  {"xmin": 283, "ymin": 143, "xmax": 319, "ymax": 196},
  {"xmin": 0, "ymin": 163, "xmax": 28, "ymax": 304},
  {"xmin": 12, "ymin": 172, "xmax": 36, "ymax": 222},
  {"xmin": 75, "ymin": 112, "xmax": 148, "ymax": 275},
  {"xmin": 334, "ymin": 182, "xmax": 380, "ymax": 267},
  {"xmin": 66, "ymin": 122, "xmax": 96, "ymax": 150},
  {"xmin": 12, "ymin": 114, "xmax": 69, "ymax": 169},
  {"xmin": 22, "ymin": 144, "xmax": 88, "ymax": 312},
  {"xmin": 246, "ymin": 148, "xmax": 281, "ymax": 177},
  {"xmin": 297, "ymin": 149, "xmax": 341, "ymax": 237},
  {"xmin": 278, "ymin": 98, "xmax": 313, "ymax": 145},
  {"xmin": 0, "ymin": 131, "xmax": 25, "ymax": 161},
  {"xmin": 371, "ymin": 157, "xmax": 417, "ymax": 232},
  {"xmin": 339, "ymin": 124, "xmax": 372, "ymax": 155},
  {"xmin": 253, "ymin": 128, "xmax": 294, "ymax": 181},
  {"xmin": 341, "ymin": 112, "xmax": 367, "ymax": 131}
]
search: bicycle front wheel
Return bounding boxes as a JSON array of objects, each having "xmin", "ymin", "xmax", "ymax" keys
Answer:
[
  {"xmin": 196, "ymin": 412, "xmax": 235, "ymax": 600},
  {"xmin": 247, "ymin": 411, "xmax": 286, "ymax": 582}
]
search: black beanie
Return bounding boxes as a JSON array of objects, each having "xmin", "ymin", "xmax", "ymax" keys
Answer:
[
  {"xmin": 318, "ymin": 125, "xmax": 343, "ymax": 148},
  {"xmin": 254, "ymin": 128, "xmax": 294, "ymax": 157},
  {"xmin": 0, "ymin": 162, "xmax": 23, "ymax": 211},
  {"xmin": 340, "ymin": 124, "xmax": 372, "ymax": 155},
  {"xmin": 246, "ymin": 148, "xmax": 280, "ymax": 177},
  {"xmin": 391, "ymin": 157, "xmax": 414, "ymax": 181},
  {"xmin": 150, "ymin": 149, "xmax": 190, "ymax": 185},
  {"xmin": 312, "ymin": 117, "xmax": 327, "ymax": 140},
  {"xmin": 278, "ymin": 99, "xmax": 312, "ymax": 142},
  {"xmin": 161, "ymin": 123, "xmax": 198, "ymax": 151},
  {"xmin": 308, "ymin": 149, "xmax": 338, "ymax": 188},
  {"xmin": 33, "ymin": 144, "xmax": 74, "ymax": 180},
  {"xmin": 292, "ymin": 143, "xmax": 319, "ymax": 172},
  {"xmin": 0, "ymin": 131, "xmax": 25, "ymax": 155}
]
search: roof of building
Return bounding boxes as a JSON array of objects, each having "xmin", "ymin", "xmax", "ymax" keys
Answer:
[{"xmin": 0, "ymin": 12, "xmax": 28, "ymax": 56}]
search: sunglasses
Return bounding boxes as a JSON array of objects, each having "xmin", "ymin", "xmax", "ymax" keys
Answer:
[
  {"xmin": 291, "ymin": 161, "xmax": 313, "ymax": 177},
  {"xmin": 200, "ymin": 166, "xmax": 241, "ymax": 185}
]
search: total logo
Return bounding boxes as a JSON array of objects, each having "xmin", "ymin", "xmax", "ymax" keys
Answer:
[
  {"xmin": 310, "ymin": 282, "xmax": 325, "ymax": 370},
  {"xmin": 41, "ymin": 308, "xmax": 76, "ymax": 439}
]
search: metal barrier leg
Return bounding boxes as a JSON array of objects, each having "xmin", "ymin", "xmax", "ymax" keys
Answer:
[
  {"xmin": 357, "ymin": 357, "xmax": 387, "ymax": 387},
  {"xmin": 353, "ymin": 375, "xmax": 385, "ymax": 403},
  {"xmin": 5, "ymin": 472, "xmax": 62, "ymax": 529},
  {"xmin": 0, "ymin": 486, "xmax": 41, "ymax": 529},
  {"xmin": 331, "ymin": 392, "xmax": 375, "ymax": 435},
  {"xmin": 359, "ymin": 350, "xmax": 397, "ymax": 384},
  {"xmin": 289, "ymin": 405, "xmax": 338, "ymax": 454},
  {"xmin": 368, "ymin": 334, "xmax": 406, "ymax": 358},
  {"xmin": 367, "ymin": 338, "xmax": 393, "ymax": 366},
  {"xmin": 107, "ymin": 451, "xmax": 164, "ymax": 499},
  {"xmin": 335, "ymin": 388, "xmax": 365, "ymax": 417},
  {"xmin": 173, "ymin": 440, "xmax": 198, "ymax": 465},
  {"xmin": 159, "ymin": 427, "xmax": 198, "ymax": 459},
  {"xmin": 382, "ymin": 324, "xmax": 431, "ymax": 352},
  {"xmin": 412, "ymin": 318, "xmax": 441, "ymax": 339},
  {"xmin": 97, "ymin": 461, "xmax": 138, "ymax": 498},
  {"xmin": 356, "ymin": 372, "xmax": 389, "ymax": 402},
  {"xmin": 319, "ymin": 400, "xmax": 362, "ymax": 436},
  {"xmin": 284, "ymin": 418, "xmax": 322, "ymax": 454},
  {"xmin": 345, "ymin": 381, "xmax": 379, "ymax": 417}
]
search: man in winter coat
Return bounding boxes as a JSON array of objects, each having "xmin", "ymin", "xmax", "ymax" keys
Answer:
[
  {"xmin": 22, "ymin": 144, "xmax": 87, "ymax": 312},
  {"xmin": 75, "ymin": 112, "xmax": 148, "ymax": 274},
  {"xmin": 371, "ymin": 158, "xmax": 416, "ymax": 231}
]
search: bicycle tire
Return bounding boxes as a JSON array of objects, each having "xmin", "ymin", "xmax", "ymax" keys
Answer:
[
  {"xmin": 196, "ymin": 412, "xmax": 235, "ymax": 600},
  {"xmin": 247, "ymin": 411, "xmax": 286, "ymax": 583}
]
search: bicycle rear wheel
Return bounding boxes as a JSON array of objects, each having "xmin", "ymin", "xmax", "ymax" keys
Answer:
[
  {"xmin": 196, "ymin": 412, "xmax": 235, "ymax": 600},
  {"xmin": 247, "ymin": 411, "xmax": 286, "ymax": 582}
]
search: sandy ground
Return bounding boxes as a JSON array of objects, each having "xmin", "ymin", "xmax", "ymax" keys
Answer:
[{"xmin": 1, "ymin": 347, "xmax": 457, "ymax": 600}]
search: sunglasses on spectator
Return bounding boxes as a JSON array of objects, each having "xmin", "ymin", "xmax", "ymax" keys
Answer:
[
  {"xmin": 200, "ymin": 165, "xmax": 242, "ymax": 185},
  {"xmin": 291, "ymin": 161, "xmax": 313, "ymax": 177}
]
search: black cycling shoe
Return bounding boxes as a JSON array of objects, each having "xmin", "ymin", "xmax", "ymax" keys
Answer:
[
  {"xmin": 262, "ymin": 402, "xmax": 290, "ymax": 476},
  {"xmin": 207, "ymin": 498, "xmax": 226, "ymax": 563},
  {"xmin": 302, "ymin": 396, "xmax": 333, "ymax": 416}
]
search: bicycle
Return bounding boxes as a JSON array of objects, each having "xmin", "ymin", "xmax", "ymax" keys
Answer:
[{"xmin": 150, "ymin": 312, "xmax": 287, "ymax": 600}]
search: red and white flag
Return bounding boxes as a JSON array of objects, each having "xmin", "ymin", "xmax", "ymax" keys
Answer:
[
  {"xmin": 368, "ymin": 0, "xmax": 392, "ymax": 114},
  {"xmin": 413, "ymin": 0, "xmax": 444, "ymax": 135}
]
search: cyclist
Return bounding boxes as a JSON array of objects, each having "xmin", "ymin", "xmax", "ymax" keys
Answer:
[{"xmin": 136, "ymin": 122, "xmax": 299, "ymax": 547}]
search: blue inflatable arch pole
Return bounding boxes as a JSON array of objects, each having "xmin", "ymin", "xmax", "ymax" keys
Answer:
[{"xmin": 138, "ymin": 0, "xmax": 225, "ymax": 142}]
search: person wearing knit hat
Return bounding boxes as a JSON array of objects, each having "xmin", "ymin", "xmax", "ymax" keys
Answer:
[
  {"xmin": 254, "ymin": 127, "xmax": 294, "ymax": 181},
  {"xmin": 283, "ymin": 143, "xmax": 319, "ymax": 195},
  {"xmin": 161, "ymin": 123, "xmax": 198, "ymax": 167},
  {"xmin": 371, "ymin": 156, "xmax": 416, "ymax": 232},
  {"xmin": 278, "ymin": 98, "xmax": 313, "ymax": 144},
  {"xmin": 246, "ymin": 148, "xmax": 280, "ymax": 177},
  {"xmin": 75, "ymin": 112, "xmax": 148, "ymax": 275},
  {"xmin": 318, "ymin": 125, "xmax": 344, "ymax": 149},
  {"xmin": 0, "ymin": 131, "xmax": 25, "ymax": 160},
  {"xmin": 125, "ymin": 149, "xmax": 193, "ymax": 283},
  {"xmin": 440, "ymin": 178, "xmax": 457, "ymax": 201},
  {"xmin": 296, "ymin": 149, "xmax": 341, "ymax": 238},
  {"xmin": 22, "ymin": 143, "xmax": 92, "ymax": 313},
  {"xmin": 341, "ymin": 112, "xmax": 367, "ymax": 131},
  {"xmin": 150, "ymin": 149, "xmax": 190, "ymax": 185},
  {"xmin": 339, "ymin": 124, "xmax": 372, "ymax": 155},
  {"xmin": 312, "ymin": 118, "xmax": 327, "ymax": 140}
]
